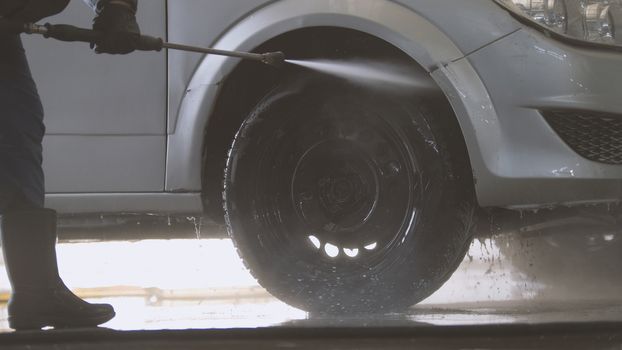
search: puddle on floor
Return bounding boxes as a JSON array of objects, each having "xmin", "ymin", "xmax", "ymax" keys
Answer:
[{"xmin": 0, "ymin": 228, "xmax": 620, "ymax": 331}]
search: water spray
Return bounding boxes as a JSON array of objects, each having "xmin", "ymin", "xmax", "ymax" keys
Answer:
[
  {"xmin": 285, "ymin": 59, "xmax": 435, "ymax": 90},
  {"xmin": 1, "ymin": 19, "xmax": 433, "ymax": 87}
]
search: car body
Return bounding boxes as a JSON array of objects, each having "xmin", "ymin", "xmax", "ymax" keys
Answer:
[
  {"xmin": 22, "ymin": 0, "xmax": 622, "ymax": 312},
  {"xmin": 24, "ymin": 0, "xmax": 621, "ymax": 215}
]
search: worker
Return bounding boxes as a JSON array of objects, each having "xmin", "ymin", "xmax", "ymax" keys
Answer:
[{"xmin": 0, "ymin": 0, "xmax": 140, "ymax": 330}]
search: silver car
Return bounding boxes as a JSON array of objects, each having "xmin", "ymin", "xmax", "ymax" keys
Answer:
[{"xmin": 25, "ymin": 0, "xmax": 622, "ymax": 313}]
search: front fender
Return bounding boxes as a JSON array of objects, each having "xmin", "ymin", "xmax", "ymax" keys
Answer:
[{"xmin": 165, "ymin": 0, "xmax": 516, "ymax": 211}]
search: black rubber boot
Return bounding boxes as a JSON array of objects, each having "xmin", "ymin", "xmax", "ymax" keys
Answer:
[{"xmin": 0, "ymin": 209, "xmax": 115, "ymax": 330}]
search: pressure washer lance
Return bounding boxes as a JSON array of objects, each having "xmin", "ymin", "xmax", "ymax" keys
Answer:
[{"xmin": 0, "ymin": 20, "xmax": 285, "ymax": 66}]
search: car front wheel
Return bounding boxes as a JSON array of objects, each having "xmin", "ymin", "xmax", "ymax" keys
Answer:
[{"xmin": 224, "ymin": 76, "xmax": 475, "ymax": 313}]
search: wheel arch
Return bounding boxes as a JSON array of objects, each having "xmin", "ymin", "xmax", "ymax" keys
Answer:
[{"xmin": 165, "ymin": 0, "xmax": 500, "ymax": 219}]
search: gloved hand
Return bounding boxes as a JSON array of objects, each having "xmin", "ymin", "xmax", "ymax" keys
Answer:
[{"xmin": 91, "ymin": 0, "xmax": 140, "ymax": 54}]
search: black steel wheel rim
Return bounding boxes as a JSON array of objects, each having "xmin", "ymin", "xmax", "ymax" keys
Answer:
[{"xmin": 241, "ymin": 93, "xmax": 425, "ymax": 274}]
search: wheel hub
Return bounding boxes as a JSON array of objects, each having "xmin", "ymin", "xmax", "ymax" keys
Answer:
[{"xmin": 293, "ymin": 140, "xmax": 378, "ymax": 235}]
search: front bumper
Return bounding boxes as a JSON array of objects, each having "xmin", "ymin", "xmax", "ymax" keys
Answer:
[{"xmin": 436, "ymin": 24, "xmax": 622, "ymax": 209}]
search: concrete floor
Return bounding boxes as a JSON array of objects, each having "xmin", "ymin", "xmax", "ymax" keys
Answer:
[
  {"xmin": 0, "ymin": 228, "xmax": 620, "ymax": 348},
  {"xmin": 0, "ymin": 323, "xmax": 621, "ymax": 350}
]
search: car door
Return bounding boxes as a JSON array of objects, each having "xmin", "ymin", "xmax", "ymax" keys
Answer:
[{"xmin": 21, "ymin": 0, "xmax": 167, "ymax": 194}]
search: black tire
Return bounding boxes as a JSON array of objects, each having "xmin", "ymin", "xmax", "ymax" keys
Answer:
[{"xmin": 224, "ymin": 76, "xmax": 475, "ymax": 313}]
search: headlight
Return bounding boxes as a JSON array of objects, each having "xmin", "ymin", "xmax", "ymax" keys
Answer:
[{"xmin": 495, "ymin": 0, "xmax": 622, "ymax": 47}]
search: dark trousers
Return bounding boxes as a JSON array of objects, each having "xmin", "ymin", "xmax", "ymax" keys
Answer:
[{"xmin": 0, "ymin": 34, "xmax": 45, "ymax": 213}]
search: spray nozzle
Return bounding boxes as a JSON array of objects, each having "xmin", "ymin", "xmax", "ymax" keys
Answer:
[{"xmin": 261, "ymin": 51, "xmax": 286, "ymax": 67}]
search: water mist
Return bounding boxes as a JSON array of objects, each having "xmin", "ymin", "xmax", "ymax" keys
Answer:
[{"xmin": 285, "ymin": 59, "xmax": 435, "ymax": 92}]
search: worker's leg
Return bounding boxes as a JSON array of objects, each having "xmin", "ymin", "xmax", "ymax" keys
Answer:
[
  {"xmin": 0, "ymin": 33, "xmax": 45, "ymax": 213},
  {"xmin": 0, "ymin": 34, "xmax": 115, "ymax": 330}
]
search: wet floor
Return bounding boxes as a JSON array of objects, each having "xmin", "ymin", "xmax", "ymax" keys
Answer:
[{"xmin": 0, "ymin": 227, "xmax": 621, "ymax": 332}]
